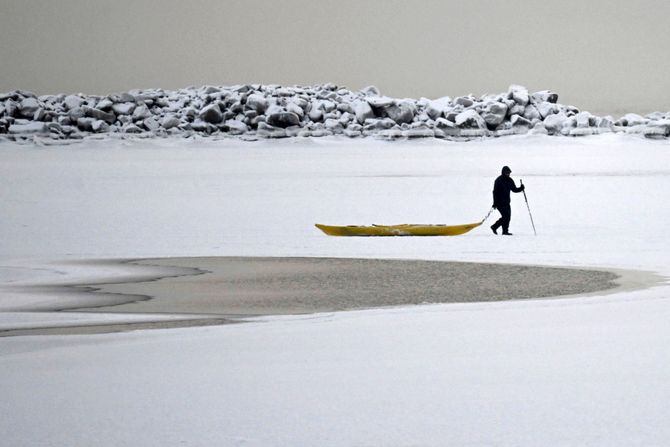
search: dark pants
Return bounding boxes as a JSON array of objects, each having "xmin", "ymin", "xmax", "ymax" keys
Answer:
[{"xmin": 492, "ymin": 203, "xmax": 511, "ymax": 233}]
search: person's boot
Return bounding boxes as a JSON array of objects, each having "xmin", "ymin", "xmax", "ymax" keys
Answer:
[
  {"xmin": 502, "ymin": 231, "xmax": 513, "ymax": 236},
  {"xmin": 490, "ymin": 224, "xmax": 498, "ymax": 235}
]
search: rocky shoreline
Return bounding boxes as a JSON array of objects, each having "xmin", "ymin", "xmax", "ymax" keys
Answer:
[{"xmin": 1, "ymin": 84, "xmax": 668, "ymax": 142}]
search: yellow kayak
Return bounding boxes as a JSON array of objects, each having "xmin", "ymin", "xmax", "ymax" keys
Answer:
[{"xmin": 315, "ymin": 221, "xmax": 483, "ymax": 237}]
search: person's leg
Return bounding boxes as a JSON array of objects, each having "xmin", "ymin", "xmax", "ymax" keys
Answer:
[
  {"xmin": 491, "ymin": 209, "xmax": 504, "ymax": 233},
  {"xmin": 501, "ymin": 204, "xmax": 511, "ymax": 234}
]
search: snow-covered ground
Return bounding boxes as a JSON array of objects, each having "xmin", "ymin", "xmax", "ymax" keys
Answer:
[{"xmin": 1, "ymin": 134, "xmax": 670, "ymax": 446}]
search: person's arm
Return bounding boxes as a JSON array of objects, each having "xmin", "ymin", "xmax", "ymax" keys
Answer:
[{"xmin": 510, "ymin": 177, "xmax": 525, "ymax": 193}]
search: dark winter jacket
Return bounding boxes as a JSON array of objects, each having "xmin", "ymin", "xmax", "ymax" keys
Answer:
[{"xmin": 492, "ymin": 175, "xmax": 524, "ymax": 207}]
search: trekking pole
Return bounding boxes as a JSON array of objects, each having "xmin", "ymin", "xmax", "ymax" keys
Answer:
[{"xmin": 520, "ymin": 180, "xmax": 537, "ymax": 236}]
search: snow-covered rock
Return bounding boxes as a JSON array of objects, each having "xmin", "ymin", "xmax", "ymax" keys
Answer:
[
  {"xmin": 198, "ymin": 103, "xmax": 223, "ymax": 124},
  {"xmin": 508, "ymin": 85, "xmax": 529, "ymax": 106},
  {"xmin": 84, "ymin": 106, "xmax": 115, "ymax": 124},
  {"xmin": 455, "ymin": 109, "xmax": 486, "ymax": 129},
  {"xmin": 532, "ymin": 90, "xmax": 559, "ymax": 104},
  {"xmin": 353, "ymin": 101, "xmax": 374, "ymax": 124},
  {"xmin": 0, "ymin": 84, "xmax": 668, "ymax": 141},
  {"xmin": 91, "ymin": 119, "xmax": 110, "ymax": 133},
  {"xmin": 455, "ymin": 96, "xmax": 474, "ymax": 107},
  {"xmin": 64, "ymin": 95, "xmax": 84, "ymax": 110},
  {"xmin": 619, "ymin": 113, "xmax": 647, "ymax": 127},
  {"xmin": 543, "ymin": 113, "xmax": 567, "ymax": 135},
  {"xmin": 19, "ymin": 98, "xmax": 40, "ymax": 117},
  {"xmin": 96, "ymin": 98, "xmax": 113, "ymax": 110},
  {"xmin": 537, "ymin": 101, "xmax": 557, "ymax": 119},
  {"xmin": 132, "ymin": 105, "xmax": 152, "ymax": 121},
  {"xmin": 161, "ymin": 115, "xmax": 181, "ymax": 130},
  {"xmin": 112, "ymin": 102, "xmax": 136, "ymax": 116},
  {"xmin": 482, "ymin": 102, "xmax": 508, "ymax": 127},
  {"xmin": 523, "ymin": 105, "xmax": 541, "ymax": 121},
  {"xmin": 245, "ymin": 94, "xmax": 269, "ymax": 114},
  {"xmin": 225, "ymin": 119, "xmax": 248, "ymax": 135},
  {"xmin": 385, "ymin": 101, "xmax": 415, "ymax": 125},
  {"xmin": 266, "ymin": 110, "xmax": 301, "ymax": 128},
  {"xmin": 8, "ymin": 122, "xmax": 48, "ymax": 134}
]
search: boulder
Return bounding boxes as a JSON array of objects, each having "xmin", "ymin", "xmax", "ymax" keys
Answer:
[
  {"xmin": 291, "ymin": 97, "xmax": 309, "ymax": 111},
  {"xmin": 532, "ymin": 90, "xmax": 559, "ymax": 104},
  {"xmin": 69, "ymin": 107, "xmax": 86, "ymax": 121},
  {"xmin": 33, "ymin": 108, "xmax": 47, "ymax": 121},
  {"xmin": 96, "ymin": 98, "xmax": 114, "ymax": 110},
  {"xmin": 575, "ymin": 112, "xmax": 593, "ymax": 128},
  {"xmin": 225, "ymin": 119, "xmax": 248, "ymax": 135},
  {"xmin": 308, "ymin": 108, "xmax": 323, "ymax": 122},
  {"xmin": 198, "ymin": 103, "xmax": 224, "ymax": 124},
  {"xmin": 123, "ymin": 124, "xmax": 143, "ymax": 134},
  {"xmin": 245, "ymin": 94, "xmax": 269, "ymax": 114},
  {"xmin": 543, "ymin": 112, "xmax": 567, "ymax": 134},
  {"xmin": 360, "ymin": 85, "xmax": 381, "ymax": 96},
  {"xmin": 4, "ymin": 99, "xmax": 17, "ymax": 117},
  {"xmin": 64, "ymin": 95, "xmax": 84, "ymax": 110},
  {"xmin": 385, "ymin": 101, "xmax": 415, "ymax": 125},
  {"xmin": 353, "ymin": 101, "xmax": 374, "ymax": 124},
  {"xmin": 455, "ymin": 96, "xmax": 474, "ymax": 107},
  {"xmin": 92, "ymin": 120, "xmax": 110, "ymax": 133},
  {"xmin": 523, "ymin": 105, "xmax": 541, "ymax": 121},
  {"xmin": 597, "ymin": 116, "xmax": 614, "ymax": 129},
  {"xmin": 508, "ymin": 85, "xmax": 529, "ymax": 105},
  {"xmin": 425, "ymin": 101, "xmax": 444, "ymax": 120},
  {"xmin": 314, "ymin": 100, "xmax": 336, "ymax": 113},
  {"xmin": 337, "ymin": 103, "xmax": 354, "ymax": 114},
  {"xmin": 511, "ymin": 115, "xmax": 532, "ymax": 127},
  {"xmin": 537, "ymin": 101, "xmax": 558, "ymax": 119},
  {"xmin": 509, "ymin": 103, "xmax": 526, "ymax": 116},
  {"xmin": 132, "ymin": 105, "xmax": 152, "ymax": 121},
  {"xmin": 203, "ymin": 85, "xmax": 221, "ymax": 95},
  {"xmin": 76, "ymin": 117, "xmax": 95, "ymax": 131},
  {"xmin": 338, "ymin": 112, "xmax": 353, "ymax": 126},
  {"xmin": 286, "ymin": 101, "xmax": 305, "ymax": 119},
  {"xmin": 367, "ymin": 96, "xmax": 394, "ymax": 108},
  {"xmin": 455, "ymin": 110, "xmax": 486, "ymax": 129},
  {"xmin": 84, "ymin": 106, "xmax": 116, "ymax": 124},
  {"xmin": 324, "ymin": 118, "xmax": 343, "ymax": 133},
  {"xmin": 19, "ymin": 98, "xmax": 40, "ymax": 117},
  {"xmin": 143, "ymin": 117, "xmax": 160, "ymax": 131},
  {"xmin": 266, "ymin": 111, "xmax": 301, "ymax": 128},
  {"xmin": 119, "ymin": 92, "xmax": 136, "ymax": 103},
  {"xmin": 8, "ymin": 122, "xmax": 48, "ymax": 135},
  {"xmin": 620, "ymin": 113, "xmax": 646, "ymax": 127},
  {"xmin": 256, "ymin": 122, "xmax": 287, "ymax": 138},
  {"xmin": 112, "ymin": 102, "xmax": 136, "ymax": 116},
  {"xmin": 274, "ymin": 87, "xmax": 294, "ymax": 97},
  {"xmin": 482, "ymin": 102, "xmax": 508, "ymax": 127},
  {"xmin": 643, "ymin": 120, "xmax": 670, "ymax": 138},
  {"xmin": 161, "ymin": 115, "xmax": 181, "ymax": 130},
  {"xmin": 364, "ymin": 118, "xmax": 396, "ymax": 131}
]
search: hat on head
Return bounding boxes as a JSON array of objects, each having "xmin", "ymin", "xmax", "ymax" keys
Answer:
[{"xmin": 502, "ymin": 166, "xmax": 512, "ymax": 174}]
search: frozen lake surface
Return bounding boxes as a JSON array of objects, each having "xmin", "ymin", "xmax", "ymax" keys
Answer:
[{"xmin": 1, "ymin": 134, "xmax": 669, "ymax": 446}]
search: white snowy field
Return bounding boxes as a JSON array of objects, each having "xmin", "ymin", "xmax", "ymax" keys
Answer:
[{"xmin": 1, "ymin": 134, "xmax": 670, "ymax": 446}]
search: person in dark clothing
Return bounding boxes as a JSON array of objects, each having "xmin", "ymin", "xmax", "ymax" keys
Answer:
[{"xmin": 491, "ymin": 166, "xmax": 524, "ymax": 235}]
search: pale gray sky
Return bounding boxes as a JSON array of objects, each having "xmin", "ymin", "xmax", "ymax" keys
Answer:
[{"xmin": 1, "ymin": 0, "xmax": 669, "ymax": 115}]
